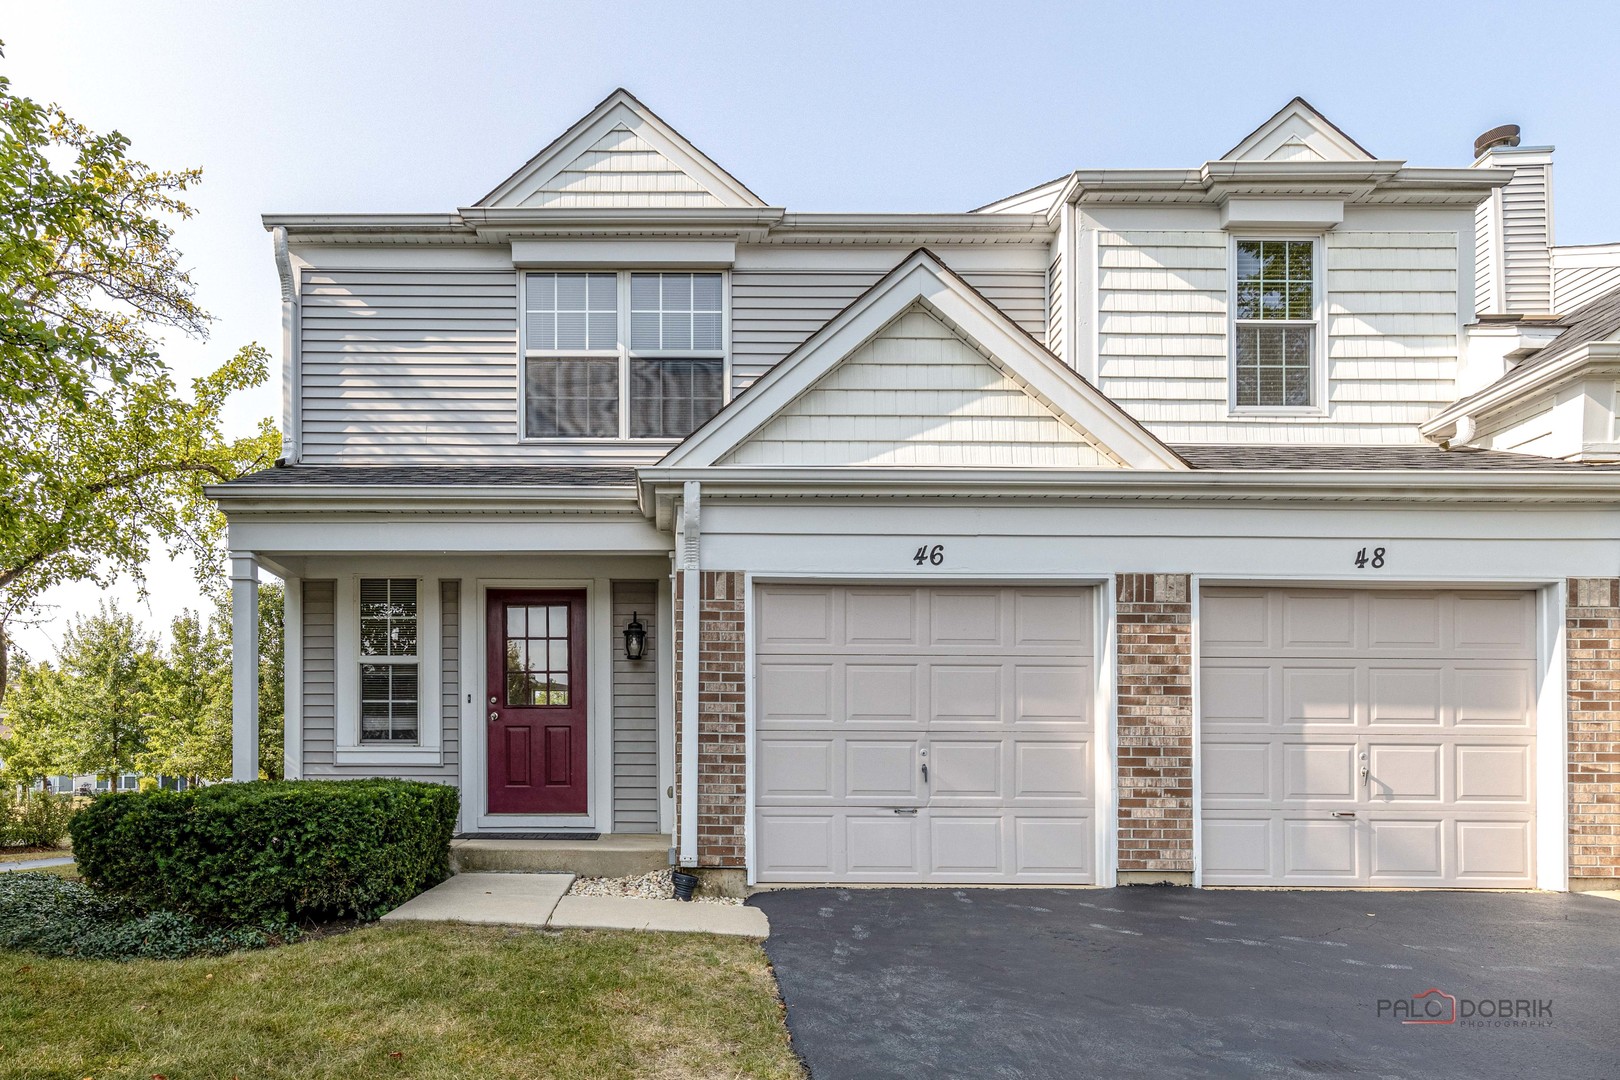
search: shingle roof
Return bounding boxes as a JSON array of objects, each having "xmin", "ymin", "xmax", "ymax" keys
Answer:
[
  {"xmin": 224, "ymin": 464, "xmax": 639, "ymax": 487},
  {"xmin": 1522, "ymin": 283, "xmax": 1620, "ymax": 370},
  {"xmin": 1171, "ymin": 444, "xmax": 1613, "ymax": 470}
]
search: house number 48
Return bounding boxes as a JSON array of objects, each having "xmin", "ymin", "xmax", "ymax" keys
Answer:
[{"xmin": 1353, "ymin": 546, "xmax": 1387, "ymax": 569}]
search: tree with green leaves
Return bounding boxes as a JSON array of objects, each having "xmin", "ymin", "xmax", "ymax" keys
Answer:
[
  {"xmin": 0, "ymin": 45, "xmax": 279, "ymax": 697},
  {"xmin": 0, "ymin": 657, "xmax": 72, "ymax": 786}
]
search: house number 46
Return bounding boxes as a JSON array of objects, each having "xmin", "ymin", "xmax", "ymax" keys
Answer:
[
  {"xmin": 913, "ymin": 544, "xmax": 945, "ymax": 566},
  {"xmin": 1353, "ymin": 546, "xmax": 1387, "ymax": 569}
]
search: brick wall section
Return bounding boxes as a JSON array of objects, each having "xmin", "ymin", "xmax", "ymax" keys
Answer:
[
  {"xmin": 1116, "ymin": 573, "xmax": 1194, "ymax": 873},
  {"xmin": 674, "ymin": 571, "xmax": 748, "ymax": 867},
  {"xmin": 1567, "ymin": 577, "xmax": 1620, "ymax": 883}
]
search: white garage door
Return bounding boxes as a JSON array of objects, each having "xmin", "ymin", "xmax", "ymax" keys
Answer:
[
  {"xmin": 755, "ymin": 585, "xmax": 1097, "ymax": 884},
  {"xmin": 1200, "ymin": 588, "xmax": 1538, "ymax": 888}
]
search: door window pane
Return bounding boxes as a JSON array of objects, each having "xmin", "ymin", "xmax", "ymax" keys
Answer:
[{"xmin": 504, "ymin": 600, "xmax": 572, "ymax": 707}]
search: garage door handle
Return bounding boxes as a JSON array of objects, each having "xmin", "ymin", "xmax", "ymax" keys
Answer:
[
  {"xmin": 1331, "ymin": 811, "xmax": 1356, "ymax": 818},
  {"xmin": 921, "ymin": 762, "xmax": 929, "ymax": 784},
  {"xmin": 893, "ymin": 807, "xmax": 919, "ymax": 816}
]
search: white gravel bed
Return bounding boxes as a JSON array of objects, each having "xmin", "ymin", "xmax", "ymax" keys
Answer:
[{"xmin": 566, "ymin": 868, "xmax": 743, "ymax": 905}]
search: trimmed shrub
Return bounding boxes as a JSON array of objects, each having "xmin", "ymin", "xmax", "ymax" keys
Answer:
[
  {"xmin": 0, "ymin": 872, "xmax": 280, "ymax": 960},
  {"xmin": 70, "ymin": 779, "xmax": 459, "ymax": 925}
]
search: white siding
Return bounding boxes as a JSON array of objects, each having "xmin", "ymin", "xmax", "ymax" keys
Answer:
[
  {"xmin": 520, "ymin": 124, "xmax": 722, "ymax": 209},
  {"xmin": 612, "ymin": 582, "xmax": 660, "ymax": 833},
  {"xmin": 1500, "ymin": 161, "xmax": 1553, "ymax": 313},
  {"xmin": 300, "ymin": 578, "xmax": 460, "ymax": 784},
  {"xmin": 1047, "ymin": 250, "xmax": 1066, "ymax": 359},
  {"xmin": 1474, "ymin": 197, "xmax": 1496, "ymax": 316},
  {"xmin": 1095, "ymin": 230, "xmax": 1458, "ymax": 444},
  {"xmin": 1554, "ymin": 262, "xmax": 1620, "ymax": 313},
  {"xmin": 300, "ymin": 269, "xmax": 520, "ymax": 464},
  {"xmin": 730, "ymin": 266, "xmax": 1046, "ymax": 395},
  {"xmin": 725, "ymin": 307, "xmax": 1119, "ymax": 467}
]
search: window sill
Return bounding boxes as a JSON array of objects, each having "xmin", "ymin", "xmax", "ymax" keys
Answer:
[
  {"xmin": 1226, "ymin": 408, "xmax": 1331, "ymax": 419},
  {"xmin": 334, "ymin": 748, "xmax": 442, "ymax": 767}
]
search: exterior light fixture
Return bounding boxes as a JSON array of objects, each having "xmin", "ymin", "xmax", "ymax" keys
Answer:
[{"xmin": 623, "ymin": 613, "xmax": 647, "ymax": 661}]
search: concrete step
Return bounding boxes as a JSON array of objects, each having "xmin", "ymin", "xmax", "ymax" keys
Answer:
[{"xmin": 451, "ymin": 834, "xmax": 671, "ymax": 878}]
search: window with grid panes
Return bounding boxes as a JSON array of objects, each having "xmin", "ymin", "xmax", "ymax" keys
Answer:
[
  {"xmin": 1233, "ymin": 239, "xmax": 1316, "ymax": 409},
  {"xmin": 358, "ymin": 578, "xmax": 419, "ymax": 743},
  {"xmin": 522, "ymin": 271, "xmax": 725, "ymax": 440}
]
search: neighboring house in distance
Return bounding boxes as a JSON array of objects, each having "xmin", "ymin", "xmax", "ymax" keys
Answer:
[{"xmin": 209, "ymin": 93, "xmax": 1620, "ymax": 894}]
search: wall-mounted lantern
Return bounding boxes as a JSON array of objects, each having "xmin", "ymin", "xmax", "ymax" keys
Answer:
[{"xmin": 623, "ymin": 613, "xmax": 647, "ymax": 661}]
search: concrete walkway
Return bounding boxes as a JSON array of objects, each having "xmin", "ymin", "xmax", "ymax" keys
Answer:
[
  {"xmin": 0, "ymin": 856, "xmax": 74, "ymax": 874},
  {"xmin": 381, "ymin": 872, "xmax": 769, "ymax": 938}
]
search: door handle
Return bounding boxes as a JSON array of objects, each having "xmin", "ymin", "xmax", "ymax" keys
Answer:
[
  {"xmin": 921, "ymin": 761, "xmax": 929, "ymax": 784},
  {"xmin": 1359, "ymin": 751, "xmax": 1369, "ymax": 787},
  {"xmin": 893, "ymin": 807, "xmax": 919, "ymax": 816},
  {"xmin": 488, "ymin": 711, "xmax": 500, "ymax": 724},
  {"xmin": 1331, "ymin": 811, "xmax": 1356, "ymax": 818}
]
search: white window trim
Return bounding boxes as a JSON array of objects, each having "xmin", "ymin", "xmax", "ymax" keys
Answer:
[
  {"xmin": 333, "ymin": 575, "xmax": 442, "ymax": 766},
  {"xmin": 1226, "ymin": 234, "xmax": 1328, "ymax": 417},
  {"xmin": 517, "ymin": 269, "xmax": 731, "ymax": 442}
]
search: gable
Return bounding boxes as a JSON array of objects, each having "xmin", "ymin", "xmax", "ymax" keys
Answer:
[
  {"xmin": 1221, "ymin": 98, "xmax": 1376, "ymax": 163},
  {"xmin": 663, "ymin": 249, "xmax": 1187, "ymax": 471},
  {"xmin": 476, "ymin": 90, "xmax": 765, "ymax": 209},
  {"xmin": 723, "ymin": 305, "xmax": 1124, "ymax": 467}
]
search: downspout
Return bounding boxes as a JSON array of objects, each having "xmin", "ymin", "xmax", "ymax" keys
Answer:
[
  {"xmin": 272, "ymin": 226, "xmax": 301, "ymax": 464},
  {"xmin": 678, "ymin": 481, "xmax": 702, "ymax": 867}
]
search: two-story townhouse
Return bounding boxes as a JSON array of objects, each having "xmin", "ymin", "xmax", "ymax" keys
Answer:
[{"xmin": 210, "ymin": 92, "xmax": 1620, "ymax": 894}]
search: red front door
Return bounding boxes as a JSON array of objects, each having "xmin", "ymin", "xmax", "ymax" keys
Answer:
[{"xmin": 486, "ymin": 589, "xmax": 588, "ymax": 815}]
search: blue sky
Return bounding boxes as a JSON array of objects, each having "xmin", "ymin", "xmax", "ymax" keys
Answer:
[{"xmin": 5, "ymin": 0, "xmax": 1617, "ymax": 654}]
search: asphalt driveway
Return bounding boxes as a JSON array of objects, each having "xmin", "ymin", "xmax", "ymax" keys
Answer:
[{"xmin": 750, "ymin": 886, "xmax": 1620, "ymax": 1080}]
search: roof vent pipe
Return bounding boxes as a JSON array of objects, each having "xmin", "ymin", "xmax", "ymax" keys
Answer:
[{"xmin": 1474, "ymin": 124, "xmax": 1521, "ymax": 159}]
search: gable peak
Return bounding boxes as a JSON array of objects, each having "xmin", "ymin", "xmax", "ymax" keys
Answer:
[
  {"xmin": 475, "ymin": 88, "xmax": 766, "ymax": 209},
  {"xmin": 1221, "ymin": 97, "xmax": 1376, "ymax": 163}
]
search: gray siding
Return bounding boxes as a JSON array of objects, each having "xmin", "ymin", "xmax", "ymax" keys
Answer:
[
  {"xmin": 612, "ymin": 581, "xmax": 660, "ymax": 833},
  {"xmin": 300, "ymin": 577, "xmax": 459, "ymax": 784},
  {"xmin": 301, "ymin": 580, "xmax": 337, "ymax": 769},
  {"xmin": 730, "ymin": 267, "xmax": 1047, "ymax": 395},
  {"xmin": 300, "ymin": 268, "xmax": 519, "ymax": 464}
]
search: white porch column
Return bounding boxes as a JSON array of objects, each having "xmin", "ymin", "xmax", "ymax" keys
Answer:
[
  {"xmin": 230, "ymin": 553, "xmax": 261, "ymax": 782},
  {"xmin": 678, "ymin": 481, "xmax": 701, "ymax": 867}
]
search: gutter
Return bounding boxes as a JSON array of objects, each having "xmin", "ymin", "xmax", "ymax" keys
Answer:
[{"xmin": 1423, "ymin": 342, "xmax": 1620, "ymax": 441}]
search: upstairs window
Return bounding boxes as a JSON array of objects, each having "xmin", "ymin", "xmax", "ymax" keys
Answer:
[
  {"xmin": 522, "ymin": 271, "xmax": 726, "ymax": 440},
  {"xmin": 358, "ymin": 578, "xmax": 419, "ymax": 744},
  {"xmin": 1233, "ymin": 239, "xmax": 1318, "ymax": 410}
]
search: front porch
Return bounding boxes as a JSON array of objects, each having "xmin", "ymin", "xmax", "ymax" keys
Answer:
[{"xmin": 451, "ymin": 833, "xmax": 671, "ymax": 877}]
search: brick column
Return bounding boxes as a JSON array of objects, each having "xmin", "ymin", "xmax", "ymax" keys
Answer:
[
  {"xmin": 1115, "ymin": 573, "xmax": 1194, "ymax": 882},
  {"xmin": 673, "ymin": 571, "xmax": 747, "ymax": 868},
  {"xmin": 1567, "ymin": 578, "xmax": 1620, "ymax": 888}
]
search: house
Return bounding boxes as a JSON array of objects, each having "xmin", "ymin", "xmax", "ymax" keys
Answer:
[{"xmin": 209, "ymin": 92, "xmax": 1620, "ymax": 894}]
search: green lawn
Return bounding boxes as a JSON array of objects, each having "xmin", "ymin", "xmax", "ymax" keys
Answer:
[
  {"xmin": 0, "ymin": 843, "xmax": 69, "ymax": 865},
  {"xmin": 0, "ymin": 922, "xmax": 803, "ymax": 1079}
]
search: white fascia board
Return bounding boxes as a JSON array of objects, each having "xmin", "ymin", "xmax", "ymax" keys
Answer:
[
  {"xmin": 658, "ymin": 251, "xmax": 1185, "ymax": 470},
  {"xmin": 510, "ymin": 239, "xmax": 735, "ymax": 267},
  {"xmin": 205, "ymin": 485, "xmax": 642, "ymax": 515},
  {"xmin": 1423, "ymin": 343, "xmax": 1620, "ymax": 439},
  {"xmin": 1065, "ymin": 164, "xmax": 1501, "ymax": 207},
  {"xmin": 772, "ymin": 212, "xmax": 1053, "ymax": 239},
  {"xmin": 636, "ymin": 466, "xmax": 1620, "ymax": 505},
  {"xmin": 1553, "ymin": 242, "xmax": 1620, "ymax": 268}
]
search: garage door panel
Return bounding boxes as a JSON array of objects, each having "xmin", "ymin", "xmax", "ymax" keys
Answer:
[
  {"xmin": 845, "ymin": 664, "xmax": 918, "ymax": 724},
  {"xmin": 1455, "ymin": 744, "xmax": 1532, "ymax": 804},
  {"xmin": 1203, "ymin": 817, "xmax": 1274, "ymax": 878},
  {"xmin": 930, "ymin": 740, "xmax": 1003, "ymax": 799},
  {"xmin": 930, "ymin": 665, "xmax": 1001, "ymax": 724},
  {"xmin": 757, "ymin": 584, "xmax": 1095, "ymax": 885},
  {"xmin": 1367, "ymin": 743, "xmax": 1443, "ymax": 802},
  {"xmin": 846, "ymin": 814, "xmax": 923, "ymax": 876},
  {"xmin": 930, "ymin": 591, "xmax": 1002, "ymax": 645},
  {"xmin": 1283, "ymin": 819, "xmax": 1360, "ymax": 878},
  {"xmin": 1202, "ymin": 742, "xmax": 1272, "ymax": 801},
  {"xmin": 1200, "ymin": 587, "xmax": 1536, "ymax": 889},
  {"xmin": 1367, "ymin": 667, "xmax": 1445, "ymax": 726},
  {"xmin": 845, "ymin": 589, "xmax": 918, "ymax": 645},
  {"xmin": 1282, "ymin": 592, "xmax": 1358, "ymax": 651},
  {"xmin": 1014, "ymin": 740, "xmax": 1091, "ymax": 800},
  {"xmin": 758, "ymin": 738, "xmax": 835, "ymax": 799},
  {"xmin": 1202, "ymin": 664, "xmax": 1272, "ymax": 728},
  {"xmin": 1283, "ymin": 666, "xmax": 1357, "ymax": 726},
  {"xmin": 1368, "ymin": 819, "xmax": 1444, "ymax": 880},
  {"xmin": 1455, "ymin": 820, "xmax": 1533, "ymax": 881},
  {"xmin": 758, "ymin": 663, "xmax": 834, "ymax": 724},
  {"xmin": 1282, "ymin": 743, "xmax": 1359, "ymax": 801}
]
